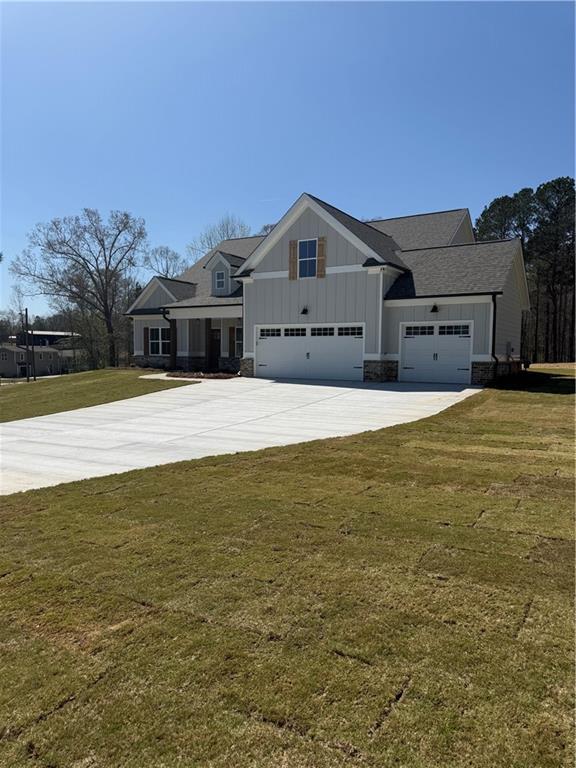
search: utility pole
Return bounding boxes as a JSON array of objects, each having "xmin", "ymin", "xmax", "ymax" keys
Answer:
[
  {"xmin": 22, "ymin": 308, "xmax": 30, "ymax": 383},
  {"xmin": 29, "ymin": 320, "xmax": 37, "ymax": 381}
]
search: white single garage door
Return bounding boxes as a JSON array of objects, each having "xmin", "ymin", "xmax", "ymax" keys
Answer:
[
  {"xmin": 399, "ymin": 322, "xmax": 472, "ymax": 384},
  {"xmin": 255, "ymin": 324, "xmax": 364, "ymax": 381}
]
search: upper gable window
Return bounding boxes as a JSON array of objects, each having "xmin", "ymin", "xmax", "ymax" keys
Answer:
[
  {"xmin": 298, "ymin": 239, "xmax": 317, "ymax": 278},
  {"xmin": 215, "ymin": 271, "xmax": 226, "ymax": 291}
]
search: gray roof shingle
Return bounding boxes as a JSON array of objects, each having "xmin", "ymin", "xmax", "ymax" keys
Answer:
[
  {"xmin": 385, "ymin": 240, "xmax": 520, "ymax": 300},
  {"xmin": 160, "ymin": 236, "xmax": 263, "ymax": 308},
  {"xmin": 368, "ymin": 209, "xmax": 469, "ymax": 250},
  {"xmin": 155, "ymin": 277, "xmax": 197, "ymax": 301},
  {"xmin": 307, "ymin": 194, "xmax": 407, "ymax": 270}
]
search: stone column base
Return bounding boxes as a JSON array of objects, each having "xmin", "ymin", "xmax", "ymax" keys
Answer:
[
  {"xmin": 240, "ymin": 357, "xmax": 254, "ymax": 377},
  {"xmin": 363, "ymin": 360, "xmax": 398, "ymax": 382},
  {"xmin": 471, "ymin": 360, "xmax": 522, "ymax": 385}
]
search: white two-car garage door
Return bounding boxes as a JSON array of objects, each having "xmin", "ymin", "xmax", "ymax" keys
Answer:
[
  {"xmin": 399, "ymin": 322, "xmax": 472, "ymax": 384},
  {"xmin": 255, "ymin": 324, "xmax": 364, "ymax": 381}
]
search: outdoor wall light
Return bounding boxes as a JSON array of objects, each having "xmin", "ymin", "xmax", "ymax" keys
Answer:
[
  {"xmin": 430, "ymin": 304, "xmax": 439, "ymax": 313},
  {"xmin": 301, "ymin": 306, "xmax": 309, "ymax": 315}
]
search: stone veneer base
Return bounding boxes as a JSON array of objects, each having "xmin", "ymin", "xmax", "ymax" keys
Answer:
[
  {"xmin": 363, "ymin": 360, "xmax": 399, "ymax": 382},
  {"xmin": 240, "ymin": 358, "xmax": 255, "ymax": 377},
  {"xmin": 471, "ymin": 360, "xmax": 522, "ymax": 385}
]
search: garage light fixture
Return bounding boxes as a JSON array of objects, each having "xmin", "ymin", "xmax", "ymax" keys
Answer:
[
  {"xmin": 301, "ymin": 306, "xmax": 309, "ymax": 315},
  {"xmin": 430, "ymin": 304, "xmax": 439, "ymax": 313}
]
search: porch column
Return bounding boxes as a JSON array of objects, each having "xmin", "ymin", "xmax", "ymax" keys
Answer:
[{"xmin": 169, "ymin": 319, "xmax": 177, "ymax": 369}]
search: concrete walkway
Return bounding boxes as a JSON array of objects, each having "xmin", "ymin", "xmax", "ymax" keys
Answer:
[{"xmin": 0, "ymin": 378, "xmax": 478, "ymax": 494}]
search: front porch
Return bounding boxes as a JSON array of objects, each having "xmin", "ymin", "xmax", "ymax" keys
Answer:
[{"xmin": 131, "ymin": 307, "xmax": 243, "ymax": 373}]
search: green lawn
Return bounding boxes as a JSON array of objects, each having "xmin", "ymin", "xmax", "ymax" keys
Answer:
[
  {"xmin": 0, "ymin": 370, "xmax": 573, "ymax": 767},
  {"xmin": 0, "ymin": 368, "xmax": 193, "ymax": 422}
]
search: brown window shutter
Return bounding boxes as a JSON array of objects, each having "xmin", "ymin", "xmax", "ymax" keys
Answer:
[
  {"xmin": 317, "ymin": 237, "xmax": 327, "ymax": 278},
  {"xmin": 143, "ymin": 326, "xmax": 149, "ymax": 356},
  {"xmin": 289, "ymin": 240, "xmax": 297, "ymax": 280},
  {"xmin": 228, "ymin": 326, "xmax": 236, "ymax": 357}
]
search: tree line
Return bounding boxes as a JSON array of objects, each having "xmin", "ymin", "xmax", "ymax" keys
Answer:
[
  {"xmin": 475, "ymin": 176, "xmax": 574, "ymax": 363},
  {"xmin": 5, "ymin": 176, "xmax": 574, "ymax": 368},
  {"xmin": 6, "ymin": 212, "xmax": 252, "ymax": 368}
]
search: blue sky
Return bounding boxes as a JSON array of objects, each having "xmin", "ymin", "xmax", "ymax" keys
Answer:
[{"xmin": 1, "ymin": 1, "xmax": 574, "ymax": 315}]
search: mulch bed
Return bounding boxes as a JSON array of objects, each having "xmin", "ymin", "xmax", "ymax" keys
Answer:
[{"xmin": 166, "ymin": 371, "xmax": 239, "ymax": 380}]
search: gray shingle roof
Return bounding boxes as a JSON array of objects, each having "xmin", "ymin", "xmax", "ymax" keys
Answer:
[
  {"xmin": 385, "ymin": 239, "xmax": 520, "ymax": 300},
  {"xmin": 155, "ymin": 277, "xmax": 197, "ymax": 301},
  {"xmin": 159, "ymin": 239, "xmax": 265, "ymax": 309},
  {"xmin": 307, "ymin": 194, "xmax": 407, "ymax": 270},
  {"xmin": 177, "ymin": 236, "xmax": 264, "ymax": 293},
  {"xmin": 368, "ymin": 209, "xmax": 469, "ymax": 250},
  {"xmin": 216, "ymin": 252, "xmax": 247, "ymax": 268}
]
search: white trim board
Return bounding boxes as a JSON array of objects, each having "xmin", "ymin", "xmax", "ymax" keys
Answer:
[
  {"xmin": 250, "ymin": 264, "xmax": 374, "ymax": 281},
  {"xmin": 166, "ymin": 305, "xmax": 243, "ymax": 320},
  {"xmin": 384, "ymin": 294, "xmax": 494, "ymax": 307}
]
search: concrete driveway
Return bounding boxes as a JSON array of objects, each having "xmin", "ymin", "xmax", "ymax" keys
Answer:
[{"xmin": 0, "ymin": 378, "xmax": 478, "ymax": 494}]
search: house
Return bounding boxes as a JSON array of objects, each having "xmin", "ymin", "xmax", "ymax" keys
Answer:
[
  {"xmin": 0, "ymin": 344, "xmax": 63, "ymax": 378},
  {"xmin": 126, "ymin": 193, "xmax": 530, "ymax": 385}
]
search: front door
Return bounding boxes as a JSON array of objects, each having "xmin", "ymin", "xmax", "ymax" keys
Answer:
[{"xmin": 207, "ymin": 328, "xmax": 221, "ymax": 371}]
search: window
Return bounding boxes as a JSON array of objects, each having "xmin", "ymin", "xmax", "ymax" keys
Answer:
[
  {"xmin": 298, "ymin": 239, "xmax": 317, "ymax": 278},
  {"xmin": 19, "ymin": 353, "xmax": 25, "ymax": 361},
  {"xmin": 439, "ymin": 324, "xmax": 470, "ymax": 337},
  {"xmin": 150, "ymin": 327, "xmax": 171, "ymax": 355},
  {"xmin": 260, "ymin": 328, "xmax": 281, "ymax": 338},
  {"xmin": 235, "ymin": 327, "xmax": 243, "ymax": 358},
  {"xmin": 338, "ymin": 326, "xmax": 363, "ymax": 337},
  {"xmin": 284, "ymin": 328, "xmax": 306, "ymax": 337},
  {"xmin": 215, "ymin": 271, "xmax": 226, "ymax": 291},
  {"xmin": 311, "ymin": 327, "xmax": 334, "ymax": 337},
  {"xmin": 404, "ymin": 325, "xmax": 434, "ymax": 337},
  {"xmin": 0, "ymin": 352, "xmax": 7, "ymax": 361}
]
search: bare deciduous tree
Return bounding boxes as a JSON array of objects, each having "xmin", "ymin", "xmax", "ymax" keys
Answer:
[
  {"xmin": 258, "ymin": 223, "xmax": 276, "ymax": 236},
  {"xmin": 10, "ymin": 209, "xmax": 147, "ymax": 367},
  {"xmin": 187, "ymin": 214, "xmax": 251, "ymax": 259},
  {"xmin": 143, "ymin": 246, "xmax": 190, "ymax": 278}
]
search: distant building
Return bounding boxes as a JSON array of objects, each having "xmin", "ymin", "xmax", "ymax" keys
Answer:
[
  {"xmin": 15, "ymin": 330, "xmax": 78, "ymax": 347},
  {"xmin": 0, "ymin": 344, "xmax": 63, "ymax": 378}
]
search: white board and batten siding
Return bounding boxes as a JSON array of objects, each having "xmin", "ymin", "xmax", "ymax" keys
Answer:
[
  {"xmin": 243, "ymin": 207, "xmax": 389, "ymax": 359},
  {"xmin": 494, "ymin": 265, "xmax": 523, "ymax": 358}
]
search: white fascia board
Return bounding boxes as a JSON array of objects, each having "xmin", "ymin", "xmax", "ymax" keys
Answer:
[
  {"xmin": 237, "ymin": 194, "xmax": 385, "ymax": 275},
  {"xmin": 166, "ymin": 305, "xmax": 243, "ymax": 320},
  {"xmin": 125, "ymin": 277, "xmax": 177, "ymax": 314},
  {"xmin": 130, "ymin": 313, "xmax": 169, "ymax": 321},
  {"xmin": 384, "ymin": 294, "xmax": 494, "ymax": 307}
]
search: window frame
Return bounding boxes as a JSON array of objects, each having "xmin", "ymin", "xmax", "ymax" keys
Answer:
[
  {"xmin": 297, "ymin": 238, "xmax": 318, "ymax": 279},
  {"xmin": 215, "ymin": 270, "xmax": 226, "ymax": 291},
  {"xmin": 404, "ymin": 325, "xmax": 435, "ymax": 338},
  {"xmin": 149, "ymin": 326, "xmax": 171, "ymax": 356}
]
